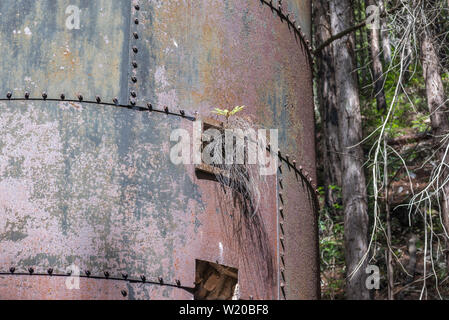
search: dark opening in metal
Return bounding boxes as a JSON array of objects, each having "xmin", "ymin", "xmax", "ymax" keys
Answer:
[{"xmin": 194, "ymin": 260, "xmax": 238, "ymax": 300}]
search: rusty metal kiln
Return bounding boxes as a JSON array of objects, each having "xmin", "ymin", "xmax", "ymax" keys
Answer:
[{"xmin": 0, "ymin": 0, "xmax": 318, "ymax": 300}]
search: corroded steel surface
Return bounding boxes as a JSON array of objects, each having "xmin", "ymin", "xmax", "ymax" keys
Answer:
[
  {"xmin": 0, "ymin": 0, "xmax": 131, "ymax": 105},
  {"xmin": 0, "ymin": 0, "xmax": 317, "ymax": 300}
]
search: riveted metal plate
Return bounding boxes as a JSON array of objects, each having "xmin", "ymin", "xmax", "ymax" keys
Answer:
[
  {"xmin": 0, "ymin": 0, "xmax": 131, "ymax": 104},
  {"xmin": 275, "ymin": 0, "xmax": 312, "ymax": 39},
  {"xmin": 0, "ymin": 100, "xmax": 201, "ymax": 299}
]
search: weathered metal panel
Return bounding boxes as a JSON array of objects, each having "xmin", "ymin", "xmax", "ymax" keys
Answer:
[
  {"xmin": 0, "ymin": 100, "xmax": 201, "ymax": 299},
  {"xmin": 0, "ymin": 0, "xmax": 131, "ymax": 104},
  {"xmin": 0, "ymin": 0, "xmax": 317, "ymax": 300},
  {"xmin": 131, "ymin": 0, "xmax": 317, "ymax": 299},
  {"xmin": 282, "ymin": 0, "xmax": 312, "ymax": 39},
  {"xmin": 132, "ymin": 0, "xmax": 313, "ymax": 160}
]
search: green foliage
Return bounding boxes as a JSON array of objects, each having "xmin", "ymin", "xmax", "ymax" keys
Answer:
[
  {"xmin": 361, "ymin": 61, "xmax": 428, "ymax": 144},
  {"xmin": 411, "ymin": 114, "xmax": 430, "ymax": 133},
  {"xmin": 319, "ymin": 207, "xmax": 345, "ymax": 299},
  {"xmin": 212, "ymin": 106, "xmax": 246, "ymax": 120}
]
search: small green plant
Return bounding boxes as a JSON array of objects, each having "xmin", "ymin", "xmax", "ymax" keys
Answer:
[{"xmin": 212, "ymin": 106, "xmax": 245, "ymax": 121}]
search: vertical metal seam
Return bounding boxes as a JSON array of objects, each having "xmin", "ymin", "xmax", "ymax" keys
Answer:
[
  {"xmin": 278, "ymin": 159, "xmax": 286, "ymax": 300},
  {"xmin": 129, "ymin": 1, "xmax": 140, "ymax": 105},
  {"xmin": 276, "ymin": 169, "xmax": 281, "ymax": 300},
  {"xmin": 258, "ymin": 0, "xmax": 314, "ymax": 66}
]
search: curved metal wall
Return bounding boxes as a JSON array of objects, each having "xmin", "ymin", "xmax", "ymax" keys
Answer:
[{"xmin": 0, "ymin": 0, "xmax": 318, "ymax": 300}]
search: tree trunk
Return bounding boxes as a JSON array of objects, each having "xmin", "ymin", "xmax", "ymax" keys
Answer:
[
  {"xmin": 356, "ymin": 0, "xmax": 371, "ymax": 90},
  {"xmin": 421, "ymin": 29, "xmax": 449, "ymax": 267},
  {"xmin": 329, "ymin": 0, "xmax": 370, "ymax": 300},
  {"xmin": 383, "ymin": 137, "xmax": 394, "ymax": 300},
  {"xmin": 368, "ymin": 0, "xmax": 388, "ymax": 113},
  {"xmin": 378, "ymin": 0, "xmax": 392, "ymax": 65},
  {"xmin": 314, "ymin": 0, "xmax": 342, "ymax": 211}
]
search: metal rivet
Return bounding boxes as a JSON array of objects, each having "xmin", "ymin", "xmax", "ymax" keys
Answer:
[
  {"xmin": 176, "ymin": 279, "xmax": 181, "ymax": 286},
  {"xmin": 121, "ymin": 290, "xmax": 128, "ymax": 297},
  {"xmin": 159, "ymin": 277, "xmax": 164, "ymax": 284},
  {"xmin": 131, "ymin": 76, "xmax": 137, "ymax": 83},
  {"xmin": 147, "ymin": 103, "xmax": 153, "ymax": 111},
  {"xmin": 130, "ymin": 91, "xmax": 137, "ymax": 98},
  {"xmin": 134, "ymin": 19, "xmax": 139, "ymax": 25},
  {"xmin": 280, "ymin": 282, "xmax": 285, "ymax": 288},
  {"xmin": 249, "ymin": 295, "xmax": 254, "ymax": 300},
  {"xmin": 78, "ymin": 95, "xmax": 83, "ymax": 102},
  {"xmin": 42, "ymin": 92, "xmax": 47, "ymax": 100},
  {"xmin": 134, "ymin": 4, "xmax": 140, "ymax": 10},
  {"xmin": 132, "ymin": 61, "xmax": 138, "ymax": 68},
  {"xmin": 292, "ymin": 160, "xmax": 296, "ymax": 166},
  {"xmin": 67, "ymin": 270, "xmax": 72, "ymax": 276},
  {"xmin": 60, "ymin": 94, "xmax": 65, "ymax": 100},
  {"xmin": 122, "ymin": 273, "xmax": 128, "ymax": 280},
  {"xmin": 104, "ymin": 271, "xmax": 110, "ymax": 279},
  {"xmin": 85, "ymin": 270, "xmax": 91, "ymax": 277},
  {"xmin": 47, "ymin": 268, "xmax": 53, "ymax": 276},
  {"xmin": 133, "ymin": 46, "xmax": 138, "ymax": 53},
  {"xmin": 164, "ymin": 106, "xmax": 169, "ymax": 113},
  {"xmin": 113, "ymin": 98, "xmax": 119, "ymax": 105},
  {"xmin": 96, "ymin": 96, "xmax": 101, "ymax": 103},
  {"xmin": 180, "ymin": 110, "xmax": 185, "ymax": 117},
  {"xmin": 9, "ymin": 267, "xmax": 15, "ymax": 274},
  {"xmin": 130, "ymin": 100, "xmax": 136, "ymax": 106},
  {"xmin": 28, "ymin": 268, "xmax": 34, "ymax": 275},
  {"xmin": 133, "ymin": 32, "xmax": 139, "ymax": 39},
  {"xmin": 6, "ymin": 92, "xmax": 12, "ymax": 99},
  {"xmin": 25, "ymin": 92, "xmax": 30, "ymax": 99},
  {"xmin": 141, "ymin": 275, "xmax": 146, "ymax": 283}
]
